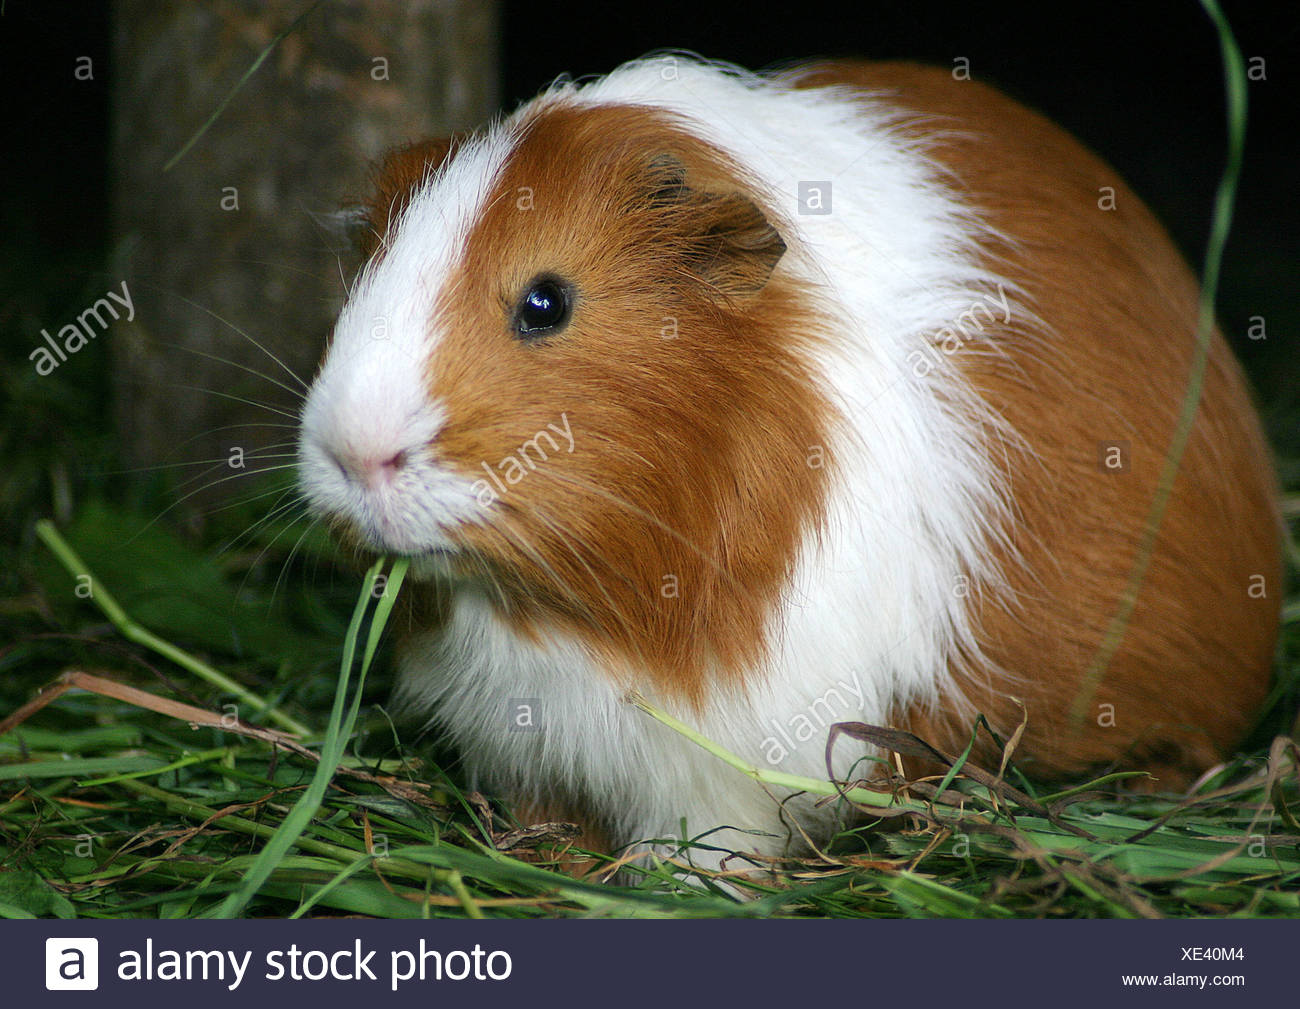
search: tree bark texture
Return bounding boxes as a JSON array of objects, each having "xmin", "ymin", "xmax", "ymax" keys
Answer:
[{"xmin": 110, "ymin": 0, "xmax": 499, "ymax": 518}]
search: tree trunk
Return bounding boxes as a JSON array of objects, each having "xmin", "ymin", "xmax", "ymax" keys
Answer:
[{"xmin": 110, "ymin": 0, "xmax": 498, "ymax": 521}]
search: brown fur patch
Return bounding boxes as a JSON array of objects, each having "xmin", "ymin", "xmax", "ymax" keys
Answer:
[
  {"xmin": 793, "ymin": 62, "xmax": 1281, "ymax": 785},
  {"xmin": 420, "ymin": 103, "xmax": 835, "ymax": 707}
]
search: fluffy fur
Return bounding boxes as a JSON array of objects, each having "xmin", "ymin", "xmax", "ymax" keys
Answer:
[{"xmin": 297, "ymin": 56, "xmax": 1280, "ymax": 870}]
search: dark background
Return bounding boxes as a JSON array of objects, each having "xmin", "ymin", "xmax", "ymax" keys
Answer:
[{"xmin": 1, "ymin": 0, "xmax": 1296, "ymax": 496}]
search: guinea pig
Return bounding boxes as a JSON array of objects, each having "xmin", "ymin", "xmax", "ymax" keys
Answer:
[{"xmin": 297, "ymin": 55, "xmax": 1281, "ymax": 870}]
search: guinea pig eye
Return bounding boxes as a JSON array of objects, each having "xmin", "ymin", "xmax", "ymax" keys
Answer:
[{"xmin": 512, "ymin": 276, "xmax": 573, "ymax": 339}]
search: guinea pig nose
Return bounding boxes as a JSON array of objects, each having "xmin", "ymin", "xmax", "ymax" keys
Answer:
[{"xmin": 328, "ymin": 447, "xmax": 409, "ymax": 490}]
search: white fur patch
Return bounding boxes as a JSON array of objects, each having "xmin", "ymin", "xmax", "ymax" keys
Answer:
[{"xmin": 298, "ymin": 128, "xmax": 517, "ymax": 553}]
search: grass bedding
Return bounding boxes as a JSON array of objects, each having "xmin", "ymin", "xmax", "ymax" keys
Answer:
[{"xmin": 0, "ymin": 498, "xmax": 1296, "ymax": 919}]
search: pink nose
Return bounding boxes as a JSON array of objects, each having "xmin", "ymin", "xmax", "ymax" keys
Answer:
[{"xmin": 330, "ymin": 448, "xmax": 409, "ymax": 490}]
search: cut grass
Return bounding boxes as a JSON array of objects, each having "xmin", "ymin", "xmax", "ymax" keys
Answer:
[{"xmin": 0, "ymin": 501, "xmax": 1297, "ymax": 919}]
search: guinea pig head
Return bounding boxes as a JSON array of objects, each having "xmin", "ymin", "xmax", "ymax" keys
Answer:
[{"xmin": 298, "ymin": 103, "xmax": 836, "ymax": 703}]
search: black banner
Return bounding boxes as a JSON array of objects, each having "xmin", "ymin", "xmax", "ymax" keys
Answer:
[{"xmin": 19, "ymin": 919, "xmax": 1290, "ymax": 1005}]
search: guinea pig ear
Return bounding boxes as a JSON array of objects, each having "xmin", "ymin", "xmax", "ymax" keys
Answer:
[
  {"xmin": 305, "ymin": 204, "xmax": 371, "ymax": 253},
  {"xmin": 360, "ymin": 135, "xmax": 463, "ymax": 259},
  {"xmin": 642, "ymin": 154, "xmax": 786, "ymax": 298},
  {"xmin": 691, "ymin": 189, "xmax": 787, "ymax": 298}
]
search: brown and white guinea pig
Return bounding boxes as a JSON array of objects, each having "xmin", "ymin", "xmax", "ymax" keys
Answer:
[{"xmin": 297, "ymin": 56, "xmax": 1281, "ymax": 867}]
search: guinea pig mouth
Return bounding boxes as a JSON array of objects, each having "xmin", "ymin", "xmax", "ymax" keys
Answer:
[
  {"xmin": 323, "ymin": 526, "xmax": 470, "ymax": 585},
  {"xmin": 316, "ymin": 507, "xmax": 454, "ymax": 564},
  {"xmin": 407, "ymin": 547, "xmax": 468, "ymax": 581}
]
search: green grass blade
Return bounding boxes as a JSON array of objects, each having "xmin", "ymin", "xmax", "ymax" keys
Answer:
[
  {"xmin": 289, "ymin": 855, "xmax": 377, "ymax": 919},
  {"xmin": 209, "ymin": 557, "xmax": 399, "ymax": 918},
  {"xmin": 33, "ymin": 518, "xmax": 310, "ymax": 736},
  {"xmin": 0, "ymin": 756, "xmax": 165, "ymax": 781},
  {"xmin": 162, "ymin": 1, "xmax": 325, "ymax": 172}
]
